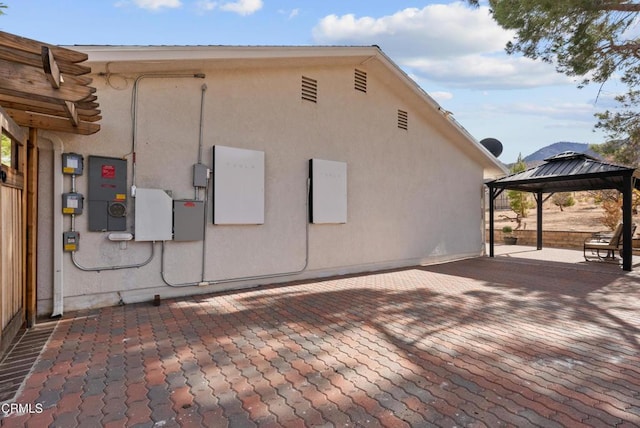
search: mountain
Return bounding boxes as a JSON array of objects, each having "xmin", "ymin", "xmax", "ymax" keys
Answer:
[{"xmin": 523, "ymin": 142, "xmax": 598, "ymax": 163}]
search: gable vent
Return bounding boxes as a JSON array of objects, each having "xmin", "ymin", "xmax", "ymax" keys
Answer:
[
  {"xmin": 301, "ymin": 76, "xmax": 318, "ymax": 103},
  {"xmin": 397, "ymin": 109, "xmax": 408, "ymax": 130},
  {"xmin": 354, "ymin": 69, "xmax": 367, "ymax": 93}
]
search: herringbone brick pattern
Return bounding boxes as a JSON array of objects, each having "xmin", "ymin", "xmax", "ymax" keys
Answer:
[{"xmin": 1, "ymin": 253, "xmax": 640, "ymax": 427}]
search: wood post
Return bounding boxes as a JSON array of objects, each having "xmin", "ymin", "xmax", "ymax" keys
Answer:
[{"xmin": 26, "ymin": 128, "xmax": 38, "ymax": 326}]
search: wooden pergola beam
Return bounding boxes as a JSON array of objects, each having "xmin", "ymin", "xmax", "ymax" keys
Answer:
[
  {"xmin": 0, "ymin": 30, "xmax": 87, "ymax": 63},
  {"xmin": 0, "ymin": 93, "xmax": 101, "ymax": 120},
  {"xmin": 0, "ymin": 45, "xmax": 91, "ymax": 76},
  {"xmin": 0, "ymin": 61, "xmax": 94, "ymax": 103},
  {"xmin": 42, "ymin": 46, "xmax": 62, "ymax": 89},
  {"xmin": 6, "ymin": 108, "xmax": 100, "ymax": 135}
]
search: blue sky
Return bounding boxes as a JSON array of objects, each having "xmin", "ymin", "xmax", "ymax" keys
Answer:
[{"xmin": 0, "ymin": 0, "xmax": 619, "ymax": 163}]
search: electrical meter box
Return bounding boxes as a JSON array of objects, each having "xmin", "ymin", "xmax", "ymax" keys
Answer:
[
  {"xmin": 88, "ymin": 156, "xmax": 127, "ymax": 231},
  {"xmin": 63, "ymin": 231, "xmax": 79, "ymax": 252},
  {"xmin": 62, "ymin": 153, "xmax": 84, "ymax": 175},
  {"xmin": 173, "ymin": 200, "xmax": 205, "ymax": 241},
  {"xmin": 62, "ymin": 192, "xmax": 84, "ymax": 215}
]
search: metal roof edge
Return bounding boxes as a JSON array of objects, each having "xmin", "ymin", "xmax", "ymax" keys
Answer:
[{"xmin": 69, "ymin": 44, "xmax": 507, "ymax": 177}]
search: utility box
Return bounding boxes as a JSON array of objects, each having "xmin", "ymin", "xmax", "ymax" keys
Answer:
[
  {"xmin": 62, "ymin": 192, "xmax": 84, "ymax": 215},
  {"xmin": 134, "ymin": 188, "xmax": 173, "ymax": 241},
  {"xmin": 63, "ymin": 231, "xmax": 79, "ymax": 252},
  {"xmin": 309, "ymin": 158, "xmax": 348, "ymax": 224},
  {"xmin": 173, "ymin": 200, "xmax": 205, "ymax": 241},
  {"xmin": 212, "ymin": 145, "xmax": 265, "ymax": 225},
  {"xmin": 62, "ymin": 153, "xmax": 84, "ymax": 175},
  {"xmin": 88, "ymin": 156, "xmax": 127, "ymax": 231}
]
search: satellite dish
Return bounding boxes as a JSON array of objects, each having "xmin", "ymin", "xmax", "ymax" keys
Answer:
[{"xmin": 479, "ymin": 137, "xmax": 503, "ymax": 158}]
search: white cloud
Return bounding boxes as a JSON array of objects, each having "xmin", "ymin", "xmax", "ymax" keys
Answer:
[
  {"xmin": 406, "ymin": 55, "xmax": 572, "ymax": 89},
  {"xmin": 131, "ymin": 0, "xmax": 182, "ymax": 10},
  {"xmin": 313, "ymin": 3, "xmax": 509, "ymax": 59},
  {"xmin": 196, "ymin": 0, "xmax": 217, "ymax": 12},
  {"xmin": 288, "ymin": 8, "xmax": 299, "ymax": 19},
  {"xmin": 219, "ymin": 0, "xmax": 263, "ymax": 15},
  {"xmin": 485, "ymin": 101, "xmax": 598, "ymax": 123},
  {"xmin": 311, "ymin": 2, "xmax": 569, "ymax": 90},
  {"xmin": 430, "ymin": 91, "xmax": 453, "ymax": 101},
  {"xmin": 277, "ymin": 8, "xmax": 299, "ymax": 19}
]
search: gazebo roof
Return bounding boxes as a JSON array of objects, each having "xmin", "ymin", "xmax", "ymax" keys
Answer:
[{"xmin": 487, "ymin": 152, "xmax": 640, "ymax": 193}]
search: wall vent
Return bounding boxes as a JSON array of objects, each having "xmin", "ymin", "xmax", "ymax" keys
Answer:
[
  {"xmin": 301, "ymin": 76, "xmax": 318, "ymax": 103},
  {"xmin": 354, "ymin": 69, "xmax": 367, "ymax": 93},
  {"xmin": 398, "ymin": 109, "xmax": 408, "ymax": 130}
]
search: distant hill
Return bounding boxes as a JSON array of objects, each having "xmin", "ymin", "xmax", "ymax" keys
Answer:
[{"xmin": 523, "ymin": 142, "xmax": 598, "ymax": 163}]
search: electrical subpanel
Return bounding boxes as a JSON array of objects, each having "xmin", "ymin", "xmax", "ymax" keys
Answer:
[
  {"xmin": 63, "ymin": 231, "xmax": 79, "ymax": 252},
  {"xmin": 134, "ymin": 188, "xmax": 173, "ymax": 242},
  {"xmin": 193, "ymin": 164, "xmax": 209, "ymax": 188},
  {"xmin": 88, "ymin": 156, "xmax": 127, "ymax": 232},
  {"xmin": 62, "ymin": 153, "xmax": 84, "ymax": 175},
  {"xmin": 309, "ymin": 159, "xmax": 348, "ymax": 224},
  {"xmin": 62, "ymin": 192, "xmax": 84, "ymax": 215},
  {"xmin": 173, "ymin": 200, "xmax": 205, "ymax": 241},
  {"xmin": 212, "ymin": 145, "xmax": 265, "ymax": 225}
]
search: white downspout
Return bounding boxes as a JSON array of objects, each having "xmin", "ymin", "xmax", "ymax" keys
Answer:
[{"xmin": 41, "ymin": 132, "xmax": 64, "ymax": 317}]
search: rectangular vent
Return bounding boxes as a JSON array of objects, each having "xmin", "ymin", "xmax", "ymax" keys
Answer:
[
  {"xmin": 354, "ymin": 69, "xmax": 367, "ymax": 93},
  {"xmin": 301, "ymin": 76, "xmax": 318, "ymax": 103},
  {"xmin": 398, "ymin": 109, "xmax": 408, "ymax": 130}
]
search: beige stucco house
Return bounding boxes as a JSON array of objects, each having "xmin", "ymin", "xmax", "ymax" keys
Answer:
[{"xmin": 36, "ymin": 45, "xmax": 506, "ymax": 316}]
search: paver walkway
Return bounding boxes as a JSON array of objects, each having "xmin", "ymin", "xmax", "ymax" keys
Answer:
[{"xmin": 1, "ymin": 248, "xmax": 640, "ymax": 427}]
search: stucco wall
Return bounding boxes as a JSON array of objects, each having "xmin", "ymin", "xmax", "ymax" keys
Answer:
[{"xmin": 36, "ymin": 60, "xmax": 487, "ymax": 315}]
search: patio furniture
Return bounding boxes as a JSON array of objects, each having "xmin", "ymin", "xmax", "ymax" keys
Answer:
[{"xmin": 584, "ymin": 223, "xmax": 636, "ymax": 262}]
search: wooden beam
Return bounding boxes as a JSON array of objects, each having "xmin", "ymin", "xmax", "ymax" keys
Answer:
[
  {"xmin": 63, "ymin": 101, "xmax": 78, "ymax": 126},
  {"xmin": 0, "ymin": 45, "xmax": 91, "ymax": 76},
  {"xmin": 0, "ymin": 30, "xmax": 88, "ymax": 63},
  {"xmin": 19, "ymin": 121, "xmax": 28, "ymax": 330},
  {"xmin": 42, "ymin": 46, "xmax": 62, "ymax": 89},
  {"xmin": 0, "ymin": 92, "xmax": 101, "ymax": 120},
  {"xmin": 0, "ymin": 61, "xmax": 94, "ymax": 103},
  {"xmin": 6, "ymin": 109, "xmax": 100, "ymax": 135},
  {"xmin": 26, "ymin": 128, "xmax": 37, "ymax": 327}
]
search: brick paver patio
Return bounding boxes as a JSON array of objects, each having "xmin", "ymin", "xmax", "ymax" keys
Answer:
[{"xmin": 1, "ymin": 247, "xmax": 640, "ymax": 427}]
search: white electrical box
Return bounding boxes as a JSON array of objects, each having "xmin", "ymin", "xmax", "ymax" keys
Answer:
[
  {"xmin": 134, "ymin": 188, "xmax": 173, "ymax": 241},
  {"xmin": 310, "ymin": 159, "xmax": 347, "ymax": 224},
  {"xmin": 212, "ymin": 145, "xmax": 265, "ymax": 225}
]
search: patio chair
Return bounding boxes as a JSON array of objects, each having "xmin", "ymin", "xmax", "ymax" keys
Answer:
[{"xmin": 583, "ymin": 223, "xmax": 636, "ymax": 262}]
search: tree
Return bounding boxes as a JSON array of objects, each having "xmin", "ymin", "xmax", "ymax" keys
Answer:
[
  {"xmin": 551, "ymin": 192, "xmax": 575, "ymax": 212},
  {"xmin": 466, "ymin": 0, "xmax": 640, "ymax": 166},
  {"xmin": 504, "ymin": 154, "xmax": 534, "ymax": 229}
]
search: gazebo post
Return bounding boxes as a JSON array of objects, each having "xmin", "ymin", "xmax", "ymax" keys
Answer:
[
  {"xmin": 489, "ymin": 185, "xmax": 495, "ymax": 257},
  {"xmin": 622, "ymin": 176, "xmax": 633, "ymax": 271},
  {"xmin": 536, "ymin": 191, "xmax": 543, "ymax": 250}
]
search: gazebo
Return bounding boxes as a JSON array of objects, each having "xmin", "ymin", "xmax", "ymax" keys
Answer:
[{"xmin": 486, "ymin": 152, "xmax": 640, "ymax": 271}]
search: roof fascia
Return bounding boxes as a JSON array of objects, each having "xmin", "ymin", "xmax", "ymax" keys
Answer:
[
  {"xmin": 66, "ymin": 45, "xmax": 381, "ymax": 64},
  {"xmin": 71, "ymin": 44, "xmax": 507, "ymax": 177},
  {"xmin": 372, "ymin": 49, "xmax": 507, "ymax": 178}
]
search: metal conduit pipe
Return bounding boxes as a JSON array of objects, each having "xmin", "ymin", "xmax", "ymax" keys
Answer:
[
  {"xmin": 71, "ymin": 242, "xmax": 155, "ymax": 272},
  {"xmin": 161, "ymin": 179, "xmax": 311, "ymax": 287},
  {"xmin": 40, "ymin": 132, "xmax": 65, "ymax": 317},
  {"xmin": 130, "ymin": 73, "xmax": 205, "ymax": 197}
]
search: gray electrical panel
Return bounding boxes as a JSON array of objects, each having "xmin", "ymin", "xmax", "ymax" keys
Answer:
[
  {"xmin": 173, "ymin": 200, "xmax": 205, "ymax": 241},
  {"xmin": 62, "ymin": 153, "xmax": 84, "ymax": 175},
  {"xmin": 193, "ymin": 164, "xmax": 208, "ymax": 188},
  {"xmin": 88, "ymin": 156, "xmax": 127, "ymax": 231},
  {"xmin": 62, "ymin": 192, "xmax": 84, "ymax": 215}
]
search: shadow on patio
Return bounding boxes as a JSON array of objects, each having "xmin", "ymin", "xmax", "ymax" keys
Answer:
[{"xmin": 3, "ymin": 254, "xmax": 640, "ymax": 427}]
